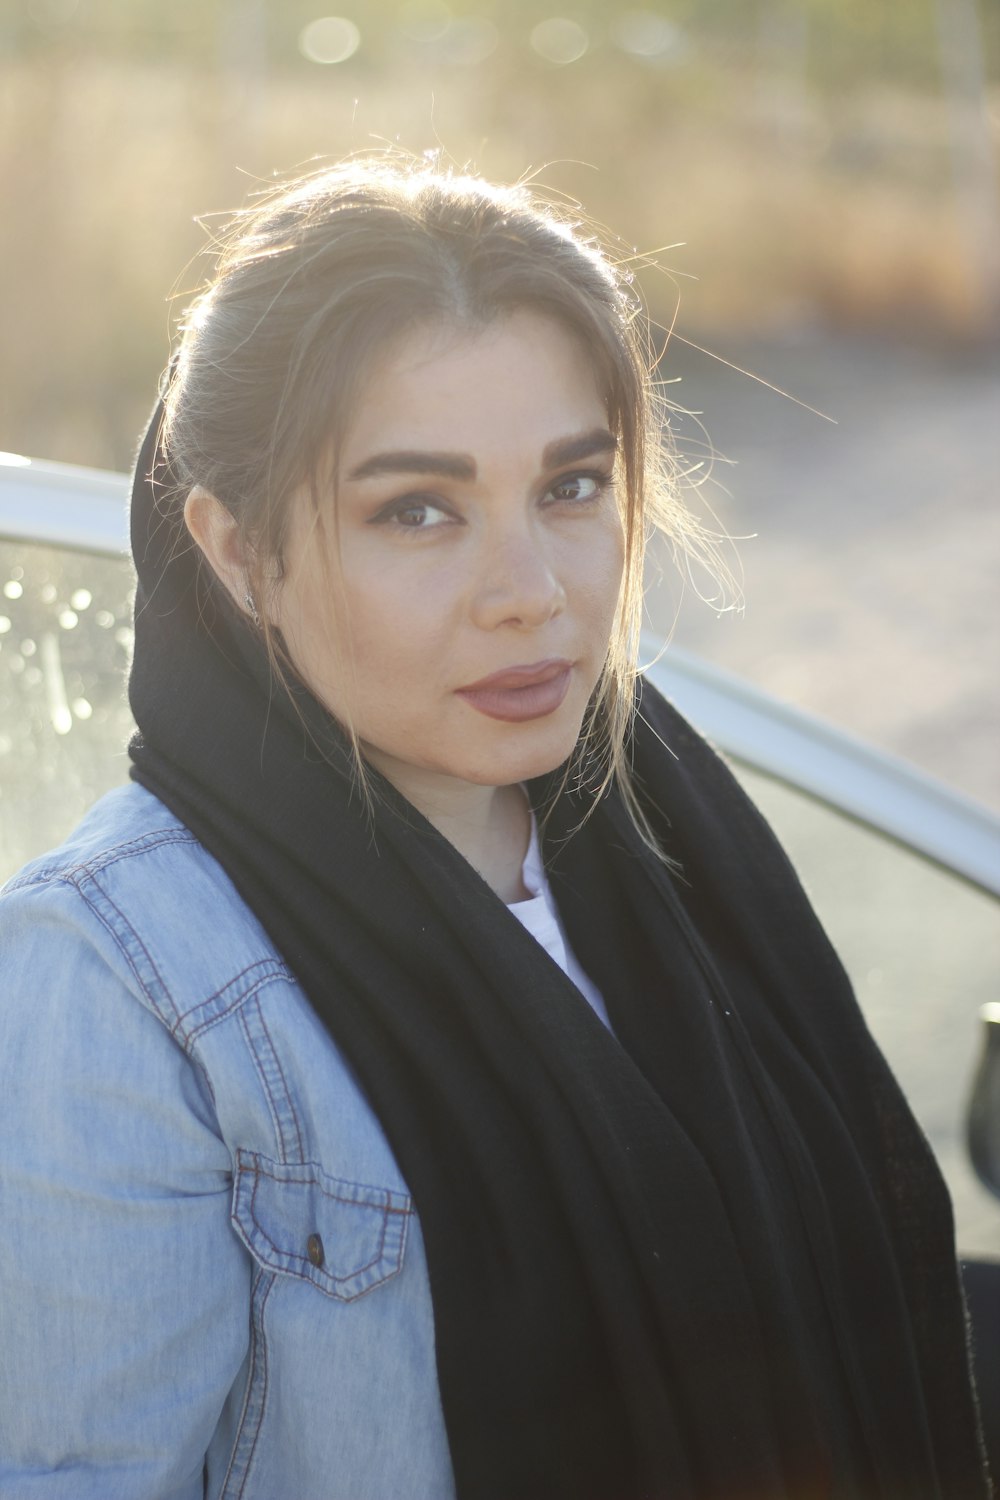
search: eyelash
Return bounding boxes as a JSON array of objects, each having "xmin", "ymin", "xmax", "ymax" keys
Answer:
[
  {"xmin": 369, "ymin": 495, "xmax": 457, "ymax": 533},
  {"xmin": 369, "ymin": 469, "xmax": 615, "ymax": 535},
  {"xmin": 545, "ymin": 469, "xmax": 615, "ymax": 507}
]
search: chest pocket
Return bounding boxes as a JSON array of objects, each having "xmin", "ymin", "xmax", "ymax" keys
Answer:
[{"xmin": 231, "ymin": 1149, "xmax": 411, "ymax": 1301}]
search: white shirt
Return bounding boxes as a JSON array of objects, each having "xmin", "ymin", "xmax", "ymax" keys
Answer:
[{"xmin": 507, "ymin": 813, "xmax": 613, "ymax": 1031}]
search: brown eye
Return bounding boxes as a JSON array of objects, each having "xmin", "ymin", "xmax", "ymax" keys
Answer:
[
  {"xmin": 396, "ymin": 503, "xmax": 433, "ymax": 527},
  {"xmin": 369, "ymin": 497, "xmax": 456, "ymax": 531},
  {"xmin": 547, "ymin": 472, "xmax": 609, "ymax": 505}
]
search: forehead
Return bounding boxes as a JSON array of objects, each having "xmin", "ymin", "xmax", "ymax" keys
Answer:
[{"xmin": 340, "ymin": 311, "xmax": 610, "ymax": 468}]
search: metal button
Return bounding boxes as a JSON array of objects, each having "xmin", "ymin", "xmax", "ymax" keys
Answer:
[{"xmin": 306, "ymin": 1233, "xmax": 324, "ymax": 1268}]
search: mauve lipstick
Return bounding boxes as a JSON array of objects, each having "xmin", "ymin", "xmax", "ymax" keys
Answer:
[{"xmin": 456, "ymin": 659, "xmax": 572, "ymax": 722}]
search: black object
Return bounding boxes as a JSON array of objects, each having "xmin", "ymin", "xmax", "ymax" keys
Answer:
[
  {"xmin": 968, "ymin": 1004, "xmax": 1000, "ymax": 1198},
  {"xmin": 963, "ymin": 1258, "xmax": 1000, "ymax": 1480},
  {"xmin": 127, "ymin": 398, "xmax": 990, "ymax": 1498}
]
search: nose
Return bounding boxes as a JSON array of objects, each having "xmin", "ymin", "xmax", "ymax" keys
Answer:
[{"xmin": 469, "ymin": 527, "xmax": 567, "ymax": 632}]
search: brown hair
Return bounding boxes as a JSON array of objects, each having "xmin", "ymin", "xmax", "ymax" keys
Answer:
[{"xmin": 163, "ymin": 153, "xmax": 728, "ymax": 847}]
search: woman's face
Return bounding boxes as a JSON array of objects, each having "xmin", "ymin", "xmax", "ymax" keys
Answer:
[{"xmin": 272, "ymin": 310, "xmax": 625, "ymax": 806}]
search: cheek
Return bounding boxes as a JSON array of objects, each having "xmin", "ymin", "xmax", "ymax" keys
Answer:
[
  {"xmin": 312, "ymin": 566, "xmax": 460, "ymax": 722},
  {"xmin": 579, "ymin": 519, "xmax": 626, "ymax": 622},
  {"xmin": 340, "ymin": 568, "xmax": 448, "ymax": 661},
  {"xmin": 272, "ymin": 553, "xmax": 353, "ymax": 707}
]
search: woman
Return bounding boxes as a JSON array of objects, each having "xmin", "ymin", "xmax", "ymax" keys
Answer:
[{"xmin": 0, "ymin": 158, "xmax": 990, "ymax": 1499}]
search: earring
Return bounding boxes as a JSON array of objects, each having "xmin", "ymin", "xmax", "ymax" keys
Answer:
[{"xmin": 243, "ymin": 592, "xmax": 260, "ymax": 628}]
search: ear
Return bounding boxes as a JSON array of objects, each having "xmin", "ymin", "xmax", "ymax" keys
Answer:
[{"xmin": 184, "ymin": 486, "xmax": 253, "ymax": 613}]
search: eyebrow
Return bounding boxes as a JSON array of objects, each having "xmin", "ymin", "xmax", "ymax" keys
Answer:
[
  {"xmin": 542, "ymin": 429, "xmax": 618, "ymax": 468},
  {"xmin": 347, "ymin": 450, "xmax": 477, "ymax": 482},
  {"xmin": 345, "ymin": 427, "xmax": 618, "ymax": 484}
]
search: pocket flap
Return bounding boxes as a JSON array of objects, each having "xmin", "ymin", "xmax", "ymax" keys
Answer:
[{"xmin": 232, "ymin": 1150, "xmax": 411, "ymax": 1301}]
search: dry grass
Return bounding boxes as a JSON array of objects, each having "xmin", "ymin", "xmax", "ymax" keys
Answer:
[{"xmin": 1, "ymin": 51, "xmax": 996, "ymax": 469}]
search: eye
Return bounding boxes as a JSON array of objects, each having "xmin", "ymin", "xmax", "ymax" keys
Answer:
[
  {"xmin": 370, "ymin": 496, "xmax": 457, "ymax": 532},
  {"xmin": 545, "ymin": 470, "xmax": 613, "ymax": 506}
]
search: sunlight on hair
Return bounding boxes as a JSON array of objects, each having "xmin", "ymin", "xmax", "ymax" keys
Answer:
[{"xmin": 162, "ymin": 150, "xmax": 746, "ymax": 859}]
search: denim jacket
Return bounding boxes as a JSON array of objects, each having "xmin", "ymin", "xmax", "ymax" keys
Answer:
[{"xmin": 0, "ymin": 784, "xmax": 456, "ymax": 1499}]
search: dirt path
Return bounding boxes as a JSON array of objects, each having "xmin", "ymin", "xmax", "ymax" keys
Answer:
[{"xmin": 648, "ymin": 330, "xmax": 1000, "ymax": 810}]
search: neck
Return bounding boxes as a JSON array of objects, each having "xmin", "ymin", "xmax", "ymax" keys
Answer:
[{"xmin": 367, "ymin": 761, "xmax": 532, "ymax": 903}]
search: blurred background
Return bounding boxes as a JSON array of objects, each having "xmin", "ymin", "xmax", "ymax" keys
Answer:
[
  {"xmin": 1, "ymin": 0, "xmax": 997, "ymax": 804},
  {"xmin": 1, "ymin": 1, "xmax": 999, "ymax": 1252}
]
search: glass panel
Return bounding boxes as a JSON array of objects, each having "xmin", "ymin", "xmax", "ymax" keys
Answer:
[
  {"xmin": 735, "ymin": 762, "xmax": 1000, "ymax": 1258},
  {"xmin": 0, "ymin": 540, "xmax": 136, "ymax": 881}
]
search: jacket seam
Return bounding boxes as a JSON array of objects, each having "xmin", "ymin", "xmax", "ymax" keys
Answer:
[
  {"xmin": 221, "ymin": 1269, "xmax": 275, "ymax": 1500},
  {"xmin": 180, "ymin": 966, "xmax": 293, "ymax": 1050},
  {"xmin": 39, "ymin": 868, "xmax": 294, "ymax": 1064},
  {"xmin": 255, "ymin": 1001, "xmax": 305, "ymax": 1164},
  {"xmin": 241, "ymin": 1164, "xmax": 409, "ymax": 1300},
  {"xmin": 240, "ymin": 998, "xmax": 306, "ymax": 1165},
  {"xmin": 246, "ymin": 1164, "xmax": 387, "ymax": 1282},
  {"xmin": 237, "ymin": 1272, "xmax": 274, "ymax": 1500},
  {"xmin": 4, "ymin": 827, "xmax": 198, "ymax": 893},
  {"xmin": 72, "ymin": 869, "xmax": 182, "ymax": 1029},
  {"xmin": 238, "ymin": 1153, "xmax": 413, "ymax": 1210}
]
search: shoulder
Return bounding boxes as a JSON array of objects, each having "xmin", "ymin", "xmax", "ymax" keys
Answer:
[
  {"xmin": 1, "ymin": 781, "xmax": 292, "ymax": 1034},
  {"xmin": 4, "ymin": 779, "xmax": 197, "ymax": 887},
  {"xmin": 0, "ymin": 776, "xmax": 411, "ymax": 1190},
  {"xmin": 4, "ymin": 779, "xmax": 265, "ymax": 938}
]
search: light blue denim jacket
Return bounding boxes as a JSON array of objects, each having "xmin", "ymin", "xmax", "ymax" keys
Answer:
[{"xmin": 0, "ymin": 783, "xmax": 456, "ymax": 1499}]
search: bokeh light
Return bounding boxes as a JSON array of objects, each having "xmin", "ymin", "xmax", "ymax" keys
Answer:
[
  {"xmin": 398, "ymin": 0, "xmax": 452, "ymax": 45},
  {"xmin": 610, "ymin": 11, "xmax": 687, "ymax": 62},
  {"xmin": 299, "ymin": 17, "xmax": 361, "ymax": 66},
  {"xmin": 529, "ymin": 18, "xmax": 589, "ymax": 66},
  {"xmin": 437, "ymin": 17, "xmax": 499, "ymax": 66}
]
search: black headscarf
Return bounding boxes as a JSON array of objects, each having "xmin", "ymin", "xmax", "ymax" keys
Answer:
[{"xmin": 128, "ymin": 399, "xmax": 990, "ymax": 1499}]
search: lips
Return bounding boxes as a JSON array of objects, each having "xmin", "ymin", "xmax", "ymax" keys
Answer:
[{"xmin": 456, "ymin": 659, "xmax": 573, "ymax": 723}]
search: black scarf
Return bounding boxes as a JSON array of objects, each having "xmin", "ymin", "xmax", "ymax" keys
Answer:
[{"xmin": 128, "ymin": 401, "xmax": 989, "ymax": 1499}]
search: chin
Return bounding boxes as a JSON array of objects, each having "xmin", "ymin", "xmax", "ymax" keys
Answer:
[{"xmin": 463, "ymin": 726, "xmax": 585, "ymax": 788}]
